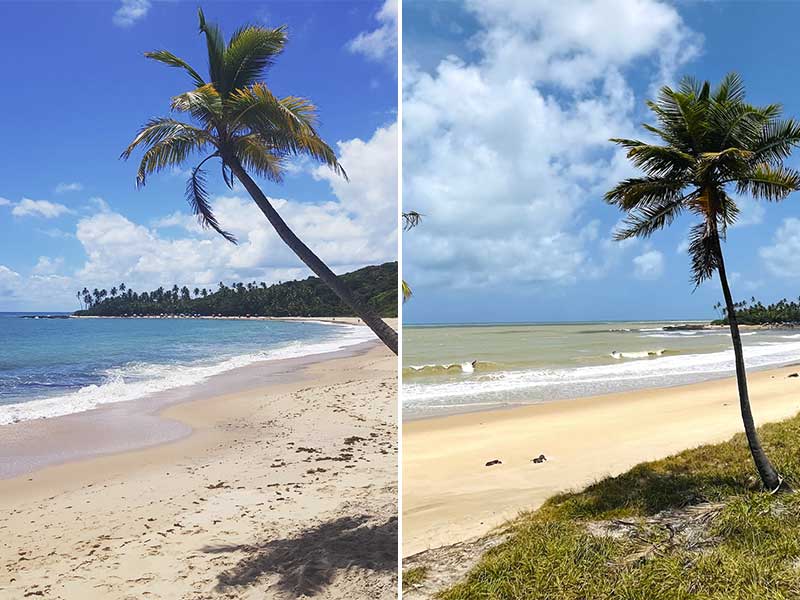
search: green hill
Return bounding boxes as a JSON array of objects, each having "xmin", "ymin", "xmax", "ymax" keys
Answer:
[{"xmin": 74, "ymin": 262, "xmax": 398, "ymax": 318}]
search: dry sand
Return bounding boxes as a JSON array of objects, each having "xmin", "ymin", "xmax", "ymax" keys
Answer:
[
  {"xmin": 402, "ymin": 364, "xmax": 800, "ymax": 557},
  {"xmin": 0, "ymin": 335, "xmax": 398, "ymax": 599}
]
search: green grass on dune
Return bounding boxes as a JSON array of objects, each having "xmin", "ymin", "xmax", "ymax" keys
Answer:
[
  {"xmin": 403, "ymin": 566, "xmax": 430, "ymax": 591},
  {"xmin": 439, "ymin": 412, "xmax": 800, "ymax": 600}
]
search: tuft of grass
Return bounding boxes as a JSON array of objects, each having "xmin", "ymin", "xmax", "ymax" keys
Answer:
[
  {"xmin": 439, "ymin": 412, "xmax": 800, "ymax": 599},
  {"xmin": 403, "ymin": 565, "xmax": 430, "ymax": 590}
]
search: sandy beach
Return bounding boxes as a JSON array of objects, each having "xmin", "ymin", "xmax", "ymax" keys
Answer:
[
  {"xmin": 402, "ymin": 364, "xmax": 800, "ymax": 557},
  {"xmin": 0, "ymin": 323, "xmax": 397, "ymax": 599}
]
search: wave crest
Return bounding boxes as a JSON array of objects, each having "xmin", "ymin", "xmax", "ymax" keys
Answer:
[
  {"xmin": 610, "ymin": 349, "xmax": 672, "ymax": 360},
  {"xmin": 403, "ymin": 360, "xmax": 498, "ymax": 377},
  {"xmin": 0, "ymin": 323, "xmax": 374, "ymax": 425}
]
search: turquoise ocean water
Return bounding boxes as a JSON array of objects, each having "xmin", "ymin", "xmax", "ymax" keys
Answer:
[{"xmin": 0, "ymin": 313, "xmax": 372, "ymax": 424}]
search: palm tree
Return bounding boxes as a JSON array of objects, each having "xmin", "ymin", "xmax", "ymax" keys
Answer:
[
  {"xmin": 401, "ymin": 211, "xmax": 422, "ymax": 302},
  {"xmin": 607, "ymin": 73, "xmax": 800, "ymax": 491},
  {"xmin": 121, "ymin": 8, "xmax": 397, "ymax": 354}
]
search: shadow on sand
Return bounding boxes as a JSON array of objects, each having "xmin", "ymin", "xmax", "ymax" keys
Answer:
[{"xmin": 203, "ymin": 514, "xmax": 397, "ymax": 597}]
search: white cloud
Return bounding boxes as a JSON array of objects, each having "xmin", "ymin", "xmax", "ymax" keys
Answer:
[
  {"xmin": 32, "ymin": 256, "xmax": 65, "ymax": 275},
  {"xmin": 87, "ymin": 197, "xmax": 111, "ymax": 212},
  {"xmin": 633, "ymin": 249, "xmax": 664, "ymax": 280},
  {"xmin": 76, "ymin": 192, "xmax": 390, "ymax": 293},
  {"xmin": 12, "ymin": 198, "xmax": 71, "ymax": 219},
  {"xmin": 0, "ymin": 197, "xmax": 10, "ymax": 206},
  {"xmin": 313, "ymin": 122, "xmax": 398, "ymax": 257},
  {"xmin": 348, "ymin": 0, "xmax": 397, "ymax": 62},
  {"xmin": 677, "ymin": 237, "xmax": 689, "ymax": 254},
  {"xmin": 54, "ymin": 182, "xmax": 83, "ymax": 194},
  {"xmin": 760, "ymin": 218, "xmax": 800, "ymax": 278},
  {"xmin": 0, "ymin": 266, "xmax": 21, "ymax": 299},
  {"xmin": 731, "ymin": 195, "xmax": 765, "ymax": 228},
  {"xmin": 1, "ymin": 123, "xmax": 397, "ymax": 310},
  {"xmin": 112, "ymin": 0, "xmax": 151, "ymax": 27},
  {"xmin": 464, "ymin": 0, "xmax": 700, "ymax": 91},
  {"xmin": 403, "ymin": 0, "xmax": 697, "ymax": 291},
  {"xmin": 36, "ymin": 228, "xmax": 73, "ymax": 240}
]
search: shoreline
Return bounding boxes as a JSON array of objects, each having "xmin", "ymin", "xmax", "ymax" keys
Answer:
[
  {"xmin": 0, "ymin": 339, "xmax": 378, "ymax": 479},
  {"xmin": 0, "ymin": 316, "xmax": 381, "ymax": 427},
  {"xmin": 402, "ymin": 363, "xmax": 800, "ymax": 557},
  {"xmin": 402, "ymin": 357, "xmax": 800, "ymax": 422},
  {"xmin": 68, "ymin": 314, "xmax": 386, "ymax": 325},
  {"xmin": 0, "ymin": 342, "xmax": 397, "ymax": 598},
  {"xmin": 402, "ymin": 321, "xmax": 800, "ymax": 421}
]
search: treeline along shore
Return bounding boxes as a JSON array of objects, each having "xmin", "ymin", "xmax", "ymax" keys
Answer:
[
  {"xmin": 72, "ymin": 262, "xmax": 397, "ymax": 318},
  {"xmin": 712, "ymin": 295, "xmax": 800, "ymax": 326}
]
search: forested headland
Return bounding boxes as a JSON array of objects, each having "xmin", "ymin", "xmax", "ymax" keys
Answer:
[{"xmin": 74, "ymin": 262, "xmax": 397, "ymax": 318}]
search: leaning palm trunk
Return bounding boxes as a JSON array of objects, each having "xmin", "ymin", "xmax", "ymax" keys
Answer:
[
  {"xmin": 122, "ymin": 9, "xmax": 398, "ymax": 355},
  {"xmin": 715, "ymin": 236, "xmax": 784, "ymax": 491},
  {"xmin": 227, "ymin": 156, "xmax": 398, "ymax": 353}
]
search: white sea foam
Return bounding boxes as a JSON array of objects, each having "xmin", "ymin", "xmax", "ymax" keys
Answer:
[
  {"xmin": 610, "ymin": 349, "xmax": 667, "ymax": 359},
  {"xmin": 642, "ymin": 331, "xmax": 757, "ymax": 339},
  {"xmin": 403, "ymin": 340, "xmax": 800, "ymax": 408},
  {"xmin": 0, "ymin": 323, "xmax": 374, "ymax": 425}
]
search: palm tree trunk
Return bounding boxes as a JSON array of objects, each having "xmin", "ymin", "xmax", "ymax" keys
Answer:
[
  {"xmin": 715, "ymin": 237, "xmax": 784, "ymax": 491},
  {"xmin": 226, "ymin": 156, "xmax": 398, "ymax": 354}
]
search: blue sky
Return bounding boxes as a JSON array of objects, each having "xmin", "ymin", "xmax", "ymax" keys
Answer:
[
  {"xmin": 402, "ymin": 0, "xmax": 800, "ymax": 324},
  {"xmin": 0, "ymin": 0, "xmax": 397, "ymax": 311}
]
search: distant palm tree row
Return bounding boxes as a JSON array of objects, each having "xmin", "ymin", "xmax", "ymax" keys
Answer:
[
  {"xmin": 712, "ymin": 296, "xmax": 800, "ymax": 325},
  {"xmin": 74, "ymin": 263, "xmax": 397, "ymax": 318}
]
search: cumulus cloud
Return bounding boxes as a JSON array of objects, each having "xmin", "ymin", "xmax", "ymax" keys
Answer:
[
  {"xmin": 74, "ymin": 192, "xmax": 390, "ymax": 293},
  {"xmin": 112, "ymin": 0, "xmax": 151, "ymax": 27},
  {"xmin": 313, "ymin": 122, "xmax": 398, "ymax": 256},
  {"xmin": 403, "ymin": 0, "xmax": 698, "ymax": 292},
  {"xmin": 12, "ymin": 198, "xmax": 71, "ymax": 219},
  {"xmin": 32, "ymin": 256, "xmax": 65, "ymax": 275},
  {"xmin": 0, "ymin": 266, "xmax": 21, "ymax": 299},
  {"xmin": 348, "ymin": 0, "xmax": 397, "ymax": 62},
  {"xmin": 0, "ymin": 197, "xmax": 10, "ymax": 206},
  {"xmin": 1, "ymin": 120, "xmax": 397, "ymax": 309},
  {"xmin": 760, "ymin": 218, "xmax": 800, "ymax": 278},
  {"xmin": 464, "ymin": 0, "xmax": 700, "ymax": 91},
  {"xmin": 632, "ymin": 249, "xmax": 664, "ymax": 280},
  {"xmin": 54, "ymin": 182, "xmax": 83, "ymax": 194}
]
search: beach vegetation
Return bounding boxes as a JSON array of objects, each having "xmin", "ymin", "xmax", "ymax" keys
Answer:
[
  {"xmin": 606, "ymin": 73, "xmax": 800, "ymax": 491},
  {"xmin": 712, "ymin": 295, "xmax": 800, "ymax": 326},
  {"xmin": 402, "ymin": 566, "xmax": 429, "ymax": 591},
  {"xmin": 121, "ymin": 9, "xmax": 397, "ymax": 353},
  {"xmin": 74, "ymin": 262, "xmax": 397, "ymax": 318}
]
